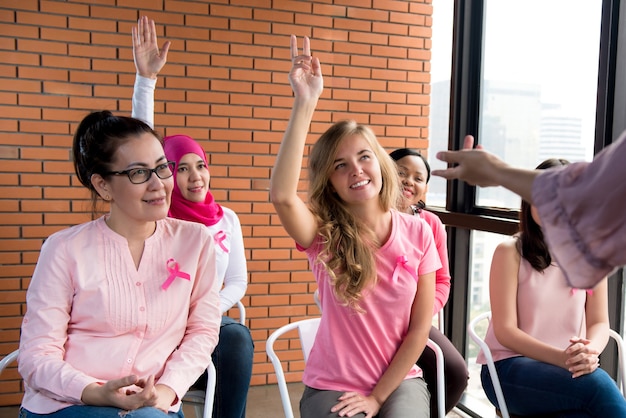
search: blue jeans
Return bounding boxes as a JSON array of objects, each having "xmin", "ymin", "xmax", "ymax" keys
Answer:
[
  {"xmin": 20, "ymin": 406, "xmax": 183, "ymax": 418},
  {"xmin": 192, "ymin": 316, "xmax": 254, "ymax": 418},
  {"xmin": 481, "ymin": 357, "xmax": 626, "ymax": 417}
]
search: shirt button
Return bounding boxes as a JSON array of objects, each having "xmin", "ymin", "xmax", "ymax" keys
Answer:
[
  {"xmin": 139, "ymin": 307, "xmax": 145, "ymax": 312},
  {"xmin": 136, "ymin": 282, "xmax": 141, "ymax": 286},
  {"xmin": 127, "ymin": 358, "xmax": 132, "ymax": 363}
]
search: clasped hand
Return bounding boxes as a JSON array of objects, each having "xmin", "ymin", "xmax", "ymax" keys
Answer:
[
  {"xmin": 565, "ymin": 336, "xmax": 600, "ymax": 378},
  {"xmin": 330, "ymin": 391, "xmax": 381, "ymax": 418},
  {"xmin": 81, "ymin": 374, "xmax": 176, "ymax": 413}
]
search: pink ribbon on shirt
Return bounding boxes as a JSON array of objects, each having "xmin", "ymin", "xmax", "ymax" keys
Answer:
[
  {"xmin": 162, "ymin": 258, "xmax": 191, "ymax": 290},
  {"xmin": 391, "ymin": 255, "xmax": 418, "ymax": 283},
  {"xmin": 571, "ymin": 288, "xmax": 593, "ymax": 296},
  {"xmin": 214, "ymin": 231, "xmax": 229, "ymax": 253}
]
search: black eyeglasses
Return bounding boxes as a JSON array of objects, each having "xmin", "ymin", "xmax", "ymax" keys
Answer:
[{"xmin": 104, "ymin": 161, "xmax": 176, "ymax": 184}]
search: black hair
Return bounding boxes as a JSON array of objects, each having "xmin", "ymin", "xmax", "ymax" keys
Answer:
[
  {"xmin": 389, "ymin": 148, "xmax": 431, "ymax": 183},
  {"xmin": 518, "ymin": 158, "xmax": 570, "ymax": 271},
  {"xmin": 389, "ymin": 147, "xmax": 431, "ymax": 211},
  {"xmin": 72, "ymin": 110, "xmax": 158, "ymax": 214}
]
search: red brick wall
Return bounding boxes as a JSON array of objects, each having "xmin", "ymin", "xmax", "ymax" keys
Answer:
[{"xmin": 0, "ymin": 0, "xmax": 432, "ymax": 406}]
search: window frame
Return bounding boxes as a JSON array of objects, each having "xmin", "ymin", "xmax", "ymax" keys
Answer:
[{"xmin": 441, "ymin": 0, "xmax": 626, "ymax": 415}]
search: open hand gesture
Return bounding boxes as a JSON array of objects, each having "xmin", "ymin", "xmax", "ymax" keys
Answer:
[
  {"xmin": 132, "ymin": 16, "xmax": 171, "ymax": 79},
  {"xmin": 289, "ymin": 35, "xmax": 323, "ymax": 101}
]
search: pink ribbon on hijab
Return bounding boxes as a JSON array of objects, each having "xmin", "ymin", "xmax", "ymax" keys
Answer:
[{"xmin": 163, "ymin": 135, "xmax": 224, "ymax": 227}]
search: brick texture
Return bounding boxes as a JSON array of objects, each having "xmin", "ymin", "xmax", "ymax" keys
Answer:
[{"xmin": 0, "ymin": 0, "xmax": 433, "ymax": 405}]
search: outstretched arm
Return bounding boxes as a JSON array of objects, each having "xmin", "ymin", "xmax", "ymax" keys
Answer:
[
  {"xmin": 432, "ymin": 135, "xmax": 538, "ymax": 202},
  {"xmin": 269, "ymin": 35, "xmax": 323, "ymax": 248},
  {"xmin": 131, "ymin": 16, "xmax": 170, "ymax": 128}
]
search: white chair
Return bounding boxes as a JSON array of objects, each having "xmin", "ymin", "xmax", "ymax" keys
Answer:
[
  {"xmin": 268, "ymin": 305, "xmax": 445, "ymax": 418},
  {"xmin": 0, "ymin": 349, "xmax": 18, "ymax": 376},
  {"xmin": 183, "ymin": 299, "xmax": 247, "ymax": 418},
  {"xmin": 468, "ymin": 311, "xmax": 626, "ymax": 418},
  {"xmin": 265, "ymin": 317, "xmax": 321, "ymax": 418}
]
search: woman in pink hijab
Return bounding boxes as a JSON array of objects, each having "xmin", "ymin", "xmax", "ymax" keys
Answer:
[{"xmin": 131, "ymin": 17, "xmax": 253, "ymax": 418}]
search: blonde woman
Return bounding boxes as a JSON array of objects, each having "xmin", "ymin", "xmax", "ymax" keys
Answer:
[{"xmin": 270, "ymin": 36, "xmax": 439, "ymax": 418}]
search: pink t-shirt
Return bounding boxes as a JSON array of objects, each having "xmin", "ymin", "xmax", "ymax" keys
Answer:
[
  {"xmin": 418, "ymin": 209, "xmax": 451, "ymax": 314},
  {"xmin": 477, "ymin": 257, "xmax": 587, "ymax": 364},
  {"xmin": 19, "ymin": 216, "xmax": 221, "ymax": 414},
  {"xmin": 301, "ymin": 210, "xmax": 441, "ymax": 395}
]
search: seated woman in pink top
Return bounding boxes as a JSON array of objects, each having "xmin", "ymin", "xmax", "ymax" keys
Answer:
[
  {"xmin": 433, "ymin": 134, "xmax": 626, "ymax": 290},
  {"xmin": 270, "ymin": 35, "xmax": 439, "ymax": 418},
  {"xmin": 478, "ymin": 159, "xmax": 626, "ymax": 416},
  {"xmin": 389, "ymin": 148, "xmax": 468, "ymax": 418},
  {"xmin": 17, "ymin": 111, "xmax": 221, "ymax": 418}
]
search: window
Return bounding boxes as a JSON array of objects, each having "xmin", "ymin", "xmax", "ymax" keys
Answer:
[
  {"xmin": 435, "ymin": 1, "xmax": 622, "ymax": 416},
  {"xmin": 476, "ymin": 0, "xmax": 601, "ymax": 210}
]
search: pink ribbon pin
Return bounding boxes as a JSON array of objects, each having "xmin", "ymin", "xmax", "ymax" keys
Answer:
[
  {"xmin": 162, "ymin": 258, "xmax": 191, "ymax": 290},
  {"xmin": 571, "ymin": 288, "xmax": 593, "ymax": 296},
  {"xmin": 214, "ymin": 231, "xmax": 229, "ymax": 253},
  {"xmin": 391, "ymin": 255, "xmax": 418, "ymax": 283}
]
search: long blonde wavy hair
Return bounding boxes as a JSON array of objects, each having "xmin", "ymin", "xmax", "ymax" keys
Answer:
[{"xmin": 307, "ymin": 120, "xmax": 401, "ymax": 310}]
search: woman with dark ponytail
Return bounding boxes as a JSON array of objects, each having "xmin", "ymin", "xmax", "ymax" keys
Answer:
[
  {"xmin": 477, "ymin": 159, "xmax": 626, "ymax": 416},
  {"xmin": 18, "ymin": 111, "xmax": 221, "ymax": 418},
  {"xmin": 389, "ymin": 148, "xmax": 468, "ymax": 417}
]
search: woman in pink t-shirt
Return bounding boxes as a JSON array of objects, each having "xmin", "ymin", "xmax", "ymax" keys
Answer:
[
  {"xmin": 270, "ymin": 35, "xmax": 439, "ymax": 418},
  {"xmin": 389, "ymin": 148, "xmax": 468, "ymax": 417}
]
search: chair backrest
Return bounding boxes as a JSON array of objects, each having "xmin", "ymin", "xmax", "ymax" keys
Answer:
[
  {"xmin": 467, "ymin": 311, "xmax": 511, "ymax": 418},
  {"xmin": 266, "ymin": 317, "xmax": 321, "ymax": 418},
  {"xmin": 0, "ymin": 349, "xmax": 19, "ymax": 376},
  {"xmin": 308, "ymin": 291, "xmax": 445, "ymax": 418},
  {"xmin": 235, "ymin": 299, "xmax": 246, "ymax": 325},
  {"xmin": 608, "ymin": 329, "xmax": 626, "ymax": 397},
  {"xmin": 468, "ymin": 311, "xmax": 626, "ymax": 418},
  {"xmin": 184, "ymin": 299, "xmax": 246, "ymax": 418}
]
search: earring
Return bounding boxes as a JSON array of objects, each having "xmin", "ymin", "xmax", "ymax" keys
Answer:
[{"xmin": 104, "ymin": 194, "xmax": 110, "ymax": 201}]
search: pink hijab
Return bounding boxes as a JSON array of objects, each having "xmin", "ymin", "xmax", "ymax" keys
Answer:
[{"xmin": 163, "ymin": 135, "xmax": 224, "ymax": 226}]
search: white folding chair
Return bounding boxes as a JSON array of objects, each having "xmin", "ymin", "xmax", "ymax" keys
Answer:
[
  {"xmin": 0, "ymin": 349, "xmax": 18, "ymax": 376},
  {"xmin": 468, "ymin": 311, "xmax": 626, "ymax": 418},
  {"xmin": 183, "ymin": 299, "xmax": 247, "ymax": 418},
  {"xmin": 266, "ymin": 317, "xmax": 320, "ymax": 418}
]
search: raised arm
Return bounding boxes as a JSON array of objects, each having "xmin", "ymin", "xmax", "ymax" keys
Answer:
[
  {"xmin": 269, "ymin": 35, "xmax": 323, "ymax": 248},
  {"xmin": 131, "ymin": 16, "xmax": 170, "ymax": 128}
]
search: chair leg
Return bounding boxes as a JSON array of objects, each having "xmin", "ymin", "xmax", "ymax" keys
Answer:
[{"xmin": 193, "ymin": 404, "xmax": 204, "ymax": 418}]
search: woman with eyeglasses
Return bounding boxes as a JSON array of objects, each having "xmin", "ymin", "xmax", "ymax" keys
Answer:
[{"xmin": 17, "ymin": 110, "xmax": 221, "ymax": 418}]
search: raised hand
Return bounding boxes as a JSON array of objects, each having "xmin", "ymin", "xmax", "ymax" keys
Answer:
[
  {"xmin": 432, "ymin": 135, "xmax": 506, "ymax": 187},
  {"xmin": 132, "ymin": 16, "xmax": 171, "ymax": 79},
  {"xmin": 289, "ymin": 35, "xmax": 323, "ymax": 101}
]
